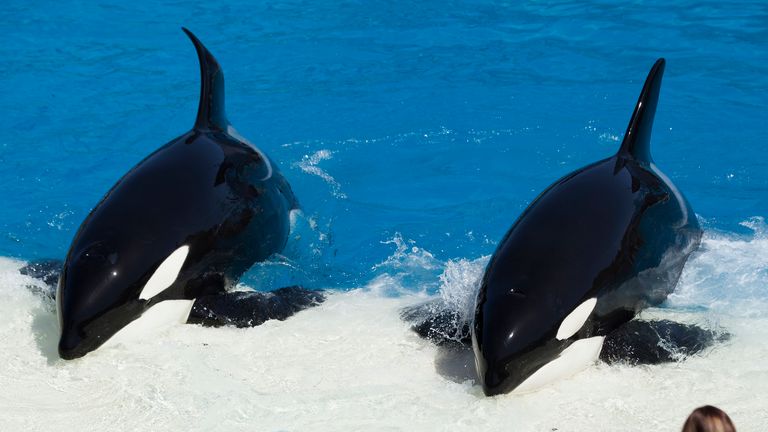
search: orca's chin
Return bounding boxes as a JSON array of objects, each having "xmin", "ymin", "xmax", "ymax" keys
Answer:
[
  {"xmin": 58, "ymin": 346, "xmax": 87, "ymax": 361},
  {"xmin": 58, "ymin": 318, "xmax": 135, "ymax": 360},
  {"xmin": 481, "ymin": 379, "xmax": 511, "ymax": 397},
  {"xmin": 58, "ymin": 326, "xmax": 97, "ymax": 360},
  {"xmin": 481, "ymin": 367, "xmax": 522, "ymax": 397}
]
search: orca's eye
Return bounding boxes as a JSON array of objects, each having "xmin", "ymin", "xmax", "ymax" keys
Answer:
[
  {"xmin": 80, "ymin": 250, "xmax": 103, "ymax": 262},
  {"xmin": 77, "ymin": 243, "xmax": 111, "ymax": 265}
]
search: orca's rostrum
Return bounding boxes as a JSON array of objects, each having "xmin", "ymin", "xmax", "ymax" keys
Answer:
[
  {"xmin": 471, "ymin": 59, "xmax": 703, "ymax": 395},
  {"xmin": 56, "ymin": 29, "xmax": 322, "ymax": 360}
]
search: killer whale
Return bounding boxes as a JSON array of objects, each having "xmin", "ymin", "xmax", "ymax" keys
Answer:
[
  {"xmin": 54, "ymin": 29, "xmax": 323, "ymax": 360},
  {"xmin": 403, "ymin": 59, "xmax": 708, "ymax": 395},
  {"xmin": 472, "ymin": 58, "xmax": 703, "ymax": 395}
]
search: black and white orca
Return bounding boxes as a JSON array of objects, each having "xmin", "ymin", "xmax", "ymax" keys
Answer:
[
  {"xmin": 404, "ymin": 59, "xmax": 716, "ymax": 395},
  {"xmin": 50, "ymin": 28, "xmax": 323, "ymax": 360}
]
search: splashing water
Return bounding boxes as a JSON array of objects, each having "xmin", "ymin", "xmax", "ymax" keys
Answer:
[
  {"xmin": 1, "ymin": 0, "xmax": 767, "ymax": 429},
  {"xmin": 294, "ymin": 150, "xmax": 347, "ymax": 199},
  {"xmin": 2, "ymin": 223, "xmax": 768, "ymax": 430},
  {"xmin": 437, "ymin": 256, "xmax": 488, "ymax": 326}
]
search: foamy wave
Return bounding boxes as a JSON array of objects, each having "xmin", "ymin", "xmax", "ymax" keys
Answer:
[
  {"xmin": 669, "ymin": 217, "xmax": 768, "ymax": 317},
  {"xmin": 437, "ymin": 256, "xmax": 488, "ymax": 324},
  {"xmin": 370, "ymin": 220, "xmax": 768, "ymax": 323},
  {"xmin": 2, "ymin": 220, "xmax": 768, "ymax": 430}
]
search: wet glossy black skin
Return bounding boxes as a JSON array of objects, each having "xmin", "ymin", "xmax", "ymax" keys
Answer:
[
  {"xmin": 57, "ymin": 29, "xmax": 297, "ymax": 360},
  {"xmin": 472, "ymin": 59, "xmax": 702, "ymax": 396}
]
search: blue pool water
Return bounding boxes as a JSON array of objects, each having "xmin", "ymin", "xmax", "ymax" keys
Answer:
[
  {"xmin": 2, "ymin": 1, "xmax": 766, "ymax": 282},
  {"xmin": 1, "ymin": 1, "xmax": 767, "ymax": 430}
]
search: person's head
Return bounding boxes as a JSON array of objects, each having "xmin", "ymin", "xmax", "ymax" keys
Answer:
[{"xmin": 682, "ymin": 405, "xmax": 736, "ymax": 432}]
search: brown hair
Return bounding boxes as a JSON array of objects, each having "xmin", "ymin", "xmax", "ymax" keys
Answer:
[{"xmin": 682, "ymin": 405, "xmax": 736, "ymax": 432}]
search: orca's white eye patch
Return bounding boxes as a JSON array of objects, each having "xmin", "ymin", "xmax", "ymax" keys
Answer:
[
  {"xmin": 556, "ymin": 298, "xmax": 597, "ymax": 340},
  {"xmin": 139, "ymin": 245, "xmax": 190, "ymax": 300}
]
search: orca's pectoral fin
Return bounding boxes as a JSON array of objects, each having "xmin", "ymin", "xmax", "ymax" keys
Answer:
[
  {"xmin": 19, "ymin": 259, "xmax": 63, "ymax": 300},
  {"xmin": 600, "ymin": 319, "xmax": 730, "ymax": 365},
  {"xmin": 400, "ymin": 299, "xmax": 472, "ymax": 348},
  {"xmin": 186, "ymin": 286, "xmax": 326, "ymax": 328}
]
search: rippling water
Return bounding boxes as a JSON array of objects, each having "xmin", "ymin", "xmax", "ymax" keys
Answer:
[{"xmin": 0, "ymin": 1, "xmax": 766, "ymax": 430}]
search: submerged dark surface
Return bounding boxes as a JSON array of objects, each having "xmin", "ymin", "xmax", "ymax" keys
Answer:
[
  {"xmin": 188, "ymin": 287, "xmax": 326, "ymax": 328},
  {"xmin": 402, "ymin": 300, "xmax": 726, "ymax": 366}
]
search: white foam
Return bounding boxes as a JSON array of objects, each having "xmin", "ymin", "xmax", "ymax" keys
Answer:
[
  {"xmin": 669, "ymin": 217, "xmax": 768, "ymax": 316},
  {"xmin": 1, "ymin": 222, "xmax": 767, "ymax": 430},
  {"xmin": 437, "ymin": 256, "xmax": 487, "ymax": 328}
]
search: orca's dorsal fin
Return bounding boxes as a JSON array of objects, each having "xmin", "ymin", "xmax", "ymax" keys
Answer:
[
  {"xmin": 617, "ymin": 58, "xmax": 665, "ymax": 164},
  {"xmin": 182, "ymin": 28, "xmax": 229, "ymax": 131}
]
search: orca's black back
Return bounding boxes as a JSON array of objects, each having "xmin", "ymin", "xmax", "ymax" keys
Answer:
[
  {"xmin": 473, "ymin": 155, "xmax": 701, "ymax": 394},
  {"xmin": 58, "ymin": 128, "xmax": 296, "ymax": 357},
  {"xmin": 56, "ymin": 28, "xmax": 298, "ymax": 360}
]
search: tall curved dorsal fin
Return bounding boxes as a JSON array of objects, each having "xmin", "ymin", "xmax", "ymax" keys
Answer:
[
  {"xmin": 617, "ymin": 58, "xmax": 665, "ymax": 164},
  {"xmin": 182, "ymin": 27, "xmax": 229, "ymax": 130}
]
